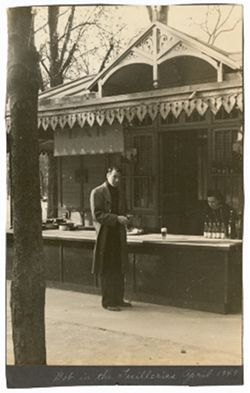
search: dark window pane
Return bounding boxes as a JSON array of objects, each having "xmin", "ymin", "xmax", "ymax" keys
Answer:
[{"xmin": 132, "ymin": 135, "xmax": 153, "ymax": 209}]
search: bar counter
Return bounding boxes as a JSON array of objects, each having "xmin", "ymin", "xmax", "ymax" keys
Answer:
[{"xmin": 6, "ymin": 229, "xmax": 242, "ymax": 314}]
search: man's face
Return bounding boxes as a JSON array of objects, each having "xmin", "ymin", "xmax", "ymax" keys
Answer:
[
  {"xmin": 207, "ymin": 196, "xmax": 221, "ymax": 210},
  {"xmin": 107, "ymin": 169, "xmax": 121, "ymax": 188}
]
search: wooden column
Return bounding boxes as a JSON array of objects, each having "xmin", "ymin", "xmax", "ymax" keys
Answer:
[
  {"xmin": 217, "ymin": 61, "xmax": 223, "ymax": 82},
  {"xmin": 152, "ymin": 26, "xmax": 158, "ymax": 88},
  {"xmin": 98, "ymin": 80, "xmax": 103, "ymax": 98}
]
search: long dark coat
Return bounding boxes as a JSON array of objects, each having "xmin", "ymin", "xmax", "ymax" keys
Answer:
[{"xmin": 90, "ymin": 181, "xmax": 128, "ymax": 275}]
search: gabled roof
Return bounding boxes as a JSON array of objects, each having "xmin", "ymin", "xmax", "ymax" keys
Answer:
[
  {"xmin": 39, "ymin": 74, "xmax": 96, "ymax": 100},
  {"xmin": 159, "ymin": 23, "xmax": 242, "ymax": 68},
  {"xmin": 228, "ymin": 52, "xmax": 242, "ymax": 65},
  {"xmin": 39, "ymin": 21, "xmax": 242, "ymax": 101},
  {"xmin": 88, "ymin": 21, "xmax": 241, "ymax": 90}
]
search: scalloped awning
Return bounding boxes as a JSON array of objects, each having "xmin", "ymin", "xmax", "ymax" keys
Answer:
[
  {"xmin": 35, "ymin": 93, "xmax": 243, "ymax": 131},
  {"xmin": 5, "ymin": 86, "xmax": 243, "ymax": 133},
  {"xmin": 54, "ymin": 123, "xmax": 124, "ymax": 156}
]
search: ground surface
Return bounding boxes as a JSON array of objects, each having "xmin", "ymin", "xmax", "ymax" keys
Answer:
[{"xmin": 6, "ymin": 281, "xmax": 242, "ymax": 366}]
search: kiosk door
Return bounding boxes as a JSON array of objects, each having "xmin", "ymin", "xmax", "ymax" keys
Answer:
[{"xmin": 160, "ymin": 130, "xmax": 198, "ymax": 233}]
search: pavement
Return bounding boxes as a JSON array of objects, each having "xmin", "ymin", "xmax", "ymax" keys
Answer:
[{"xmin": 6, "ymin": 280, "xmax": 242, "ymax": 366}]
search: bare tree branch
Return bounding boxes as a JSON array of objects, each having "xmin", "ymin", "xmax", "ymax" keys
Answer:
[
  {"xmin": 211, "ymin": 6, "xmax": 222, "ymax": 37},
  {"xmin": 60, "ymin": 43, "xmax": 77, "ymax": 74},
  {"xmin": 59, "ymin": 20, "xmax": 89, "ymax": 76},
  {"xmin": 34, "ymin": 7, "xmax": 71, "ymax": 34},
  {"xmin": 58, "ymin": 21, "xmax": 98, "ymax": 42},
  {"xmin": 190, "ymin": 5, "xmax": 242, "ymax": 46},
  {"xmin": 37, "ymin": 5, "xmax": 133, "ymax": 87},
  {"xmin": 98, "ymin": 38, "xmax": 114, "ymax": 72},
  {"xmin": 211, "ymin": 18, "xmax": 242, "ymax": 44},
  {"xmin": 58, "ymin": 6, "xmax": 75, "ymax": 69},
  {"xmin": 216, "ymin": 5, "xmax": 236, "ymax": 31},
  {"xmin": 40, "ymin": 57, "xmax": 52, "ymax": 79},
  {"xmin": 204, "ymin": 7, "xmax": 210, "ymax": 34}
]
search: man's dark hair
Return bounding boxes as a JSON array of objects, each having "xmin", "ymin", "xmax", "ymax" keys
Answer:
[
  {"xmin": 106, "ymin": 166, "xmax": 122, "ymax": 175},
  {"xmin": 207, "ymin": 189, "xmax": 224, "ymax": 203}
]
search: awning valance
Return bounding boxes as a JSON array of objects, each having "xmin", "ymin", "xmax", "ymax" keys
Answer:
[
  {"xmin": 5, "ymin": 92, "xmax": 243, "ymax": 133},
  {"xmin": 54, "ymin": 124, "xmax": 124, "ymax": 156}
]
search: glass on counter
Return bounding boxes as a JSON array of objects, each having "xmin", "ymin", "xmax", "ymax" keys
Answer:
[{"xmin": 161, "ymin": 227, "xmax": 167, "ymax": 240}]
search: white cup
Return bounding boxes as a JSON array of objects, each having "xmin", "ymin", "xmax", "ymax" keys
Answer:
[{"xmin": 161, "ymin": 227, "xmax": 167, "ymax": 239}]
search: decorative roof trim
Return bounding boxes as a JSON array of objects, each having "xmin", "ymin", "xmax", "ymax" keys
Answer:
[
  {"xmin": 89, "ymin": 21, "xmax": 241, "ymax": 91},
  {"xmin": 37, "ymin": 80, "xmax": 241, "ymax": 112},
  {"xmin": 155, "ymin": 22, "xmax": 241, "ymax": 70},
  {"xmin": 158, "ymin": 49, "xmax": 218, "ymax": 69},
  {"xmin": 6, "ymin": 92, "xmax": 242, "ymax": 133},
  {"xmin": 88, "ymin": 23, "xmax": 154, "ymax": 89}
]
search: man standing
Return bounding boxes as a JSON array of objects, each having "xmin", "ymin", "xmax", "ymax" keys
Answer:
[{"xmin": 90, "ymin": 167, "xmax": 132, "ymax": 311}]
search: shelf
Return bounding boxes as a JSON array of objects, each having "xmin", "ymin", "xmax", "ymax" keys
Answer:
[{"xmin": 211, "ymin": 173, "xmax": 242, "ymax": 177}]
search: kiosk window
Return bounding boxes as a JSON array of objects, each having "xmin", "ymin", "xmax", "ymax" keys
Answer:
[{"xmin": 132, "ymin": 135, "xmax": 153, "ymax": 209}]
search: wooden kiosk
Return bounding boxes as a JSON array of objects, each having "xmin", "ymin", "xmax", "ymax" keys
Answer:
[{"xmin": 6, "ymin": 22, "xmax": 243, "ymax": 313}]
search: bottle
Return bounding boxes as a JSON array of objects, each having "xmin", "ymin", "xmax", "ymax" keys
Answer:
[
  {"xmin": 215, "ymin": 221, "xmax": 221, "ymax": 239},
  {"xmin": 211, "ymin": 221, "xmax": 217, "ymax": 239},
  {"xmin": 207, "ymin": 220, "xmax": 212, "ymax": 238},
  {"xmin": 220, "ymin": 221, "xmax": 226, "ymax": 239},
  {"xmin": 235, "ymin": 212, "xmax": 243, "ymax": 239},
  {"xmin": 84, "ymin": 212, "xmax": 90, "ymax": 227},
  {"xmin": 227, "ymin": 209, "xmax": 235, "ymax": 239},
  {"xmin": 203, "ymin": 217, "xmax": 208, "ymax": 238}
]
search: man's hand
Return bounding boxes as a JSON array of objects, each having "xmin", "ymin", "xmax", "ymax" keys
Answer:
[{"xmin": 117, "ymin": 215, "xmax": 129, "ymax": 226}]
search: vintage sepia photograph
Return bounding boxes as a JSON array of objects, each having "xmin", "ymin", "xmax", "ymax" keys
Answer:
[{"xmin": 3, "ymin": 0, "xmax": 247, "ymax": 388}]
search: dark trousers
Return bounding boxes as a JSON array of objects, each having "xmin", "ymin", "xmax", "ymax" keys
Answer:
[
  {"xmin": 101, "ymin": 268, "xmax": 125, "ymax": 307},
  {"xmin": 100, "ymin": 234, "xmax": 125, "ymax": 307}
]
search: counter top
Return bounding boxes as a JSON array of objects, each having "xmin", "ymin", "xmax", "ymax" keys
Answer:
[
  {"xmin": 6, "ymin": 229, "xmax": 242, "ymax": 314},
  {"xmin": 7, "ymin": 229, "xmax": 242, "ymax": 249},
  {"xmin": 139, "ymin": 233, "xmax": 242, "ymax": 248}
]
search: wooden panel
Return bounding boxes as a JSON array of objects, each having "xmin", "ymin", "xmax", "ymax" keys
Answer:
[
  {"xmin": 132, "ymin": 134, "xmax": 154, "ymax": 209},
  {"xmin": 160, "ymin": 131, "xmax": 198, "ymax": 233},
  {"xmin": 174, "ymin": 249, "xmax": 225, "ymax": 305},
  {"xmin": 63, "ymin": 245, "xmax": 94, "ymax": 286},
  {"xmin": 132, "ymin": 246, "xmax": 241, "ymax": 313},
  {"xmin": 43, "ymin": 242, "xmax": 61, "ymax": 282},
  {"xmin": 82, "ymin": 154, "xmax": 106, "ymax": 213},
  {"xmin": 135, "ymin": 251, "xmax": 176, "ymax": 298},
  {"xmin": 61, "ymin": 156, "xmax": 81, "ymax": 209},
  {"xmin": 6, "ymin": 232, "xmax": 242, "ymax": 314},
  {"xmin": 228, "ymin": 247, "xmax": 242, "ymax": 311}
]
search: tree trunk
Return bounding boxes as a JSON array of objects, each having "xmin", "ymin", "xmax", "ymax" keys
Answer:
[
  {"xmin": 46, "ymin": 5, "xmax": 61, "ymax": 218},
  {"xmin": 48, "ymin": 5, "xmax": 60, "ymax": 83},
  {"xmin": 7, "ymin": 7, "xmax": 46, "ymax": 364},
  {"xmin": 158, "ymin": 6, "xmax": 169, "ymax": 25},
  {"xmin": 147, "ymin": 5, "xmax": 169, "ymax": 24}
]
